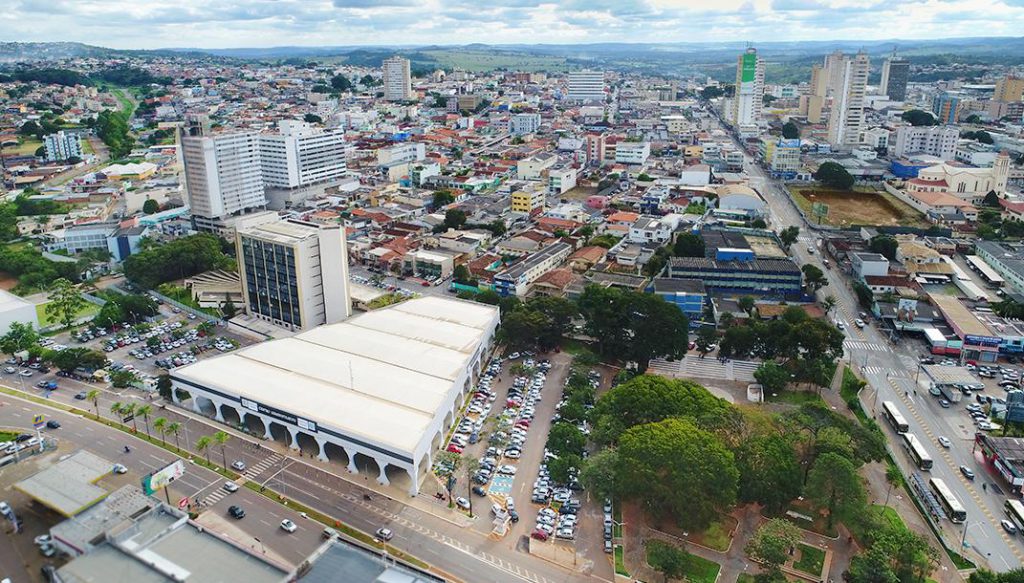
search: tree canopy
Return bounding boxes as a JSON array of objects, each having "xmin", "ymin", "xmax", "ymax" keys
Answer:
[
  {"xmin": 577, "ymin": 285, "xmax": 689, "ymax": 370},
  {"xmin": 124, "ymin": 234, "xmax": 234, "ymax": 289},
  {"xmin": 868, "ymin": 235, "xmax": 899, "ymax": 260},
  {"xmin": 615, "ymin": 418, "xmax": 739, "ymax": 530},
  {"xmin": 591, "ymin": 374, "xmax": 731, "ymax": 445},
  {"xmin": 901, "ymin": 109, "xmax": 938, "ymax": 126},
  {"xmin": 782, "ymin": 121, "xmax": 800, "ymax": 140},
  {"xmin": 814, "ymin": 161, "xmax": 854, "ymax": 190}
]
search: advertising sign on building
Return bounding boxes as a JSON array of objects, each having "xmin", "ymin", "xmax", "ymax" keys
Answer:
[{"xmin": 142, "ymin": 460, "xmax": 185, "ymax": 496}]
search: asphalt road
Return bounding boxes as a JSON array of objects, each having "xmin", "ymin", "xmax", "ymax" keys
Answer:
[
  {"xmin": 4, "ymin": 375, "xmax": 606, "ymax": 583},
  {"xmin": 731, "ymin": 135, "xmax": 1024, "ymax": 571}
]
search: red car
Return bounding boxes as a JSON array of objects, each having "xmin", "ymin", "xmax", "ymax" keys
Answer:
[
  {"xmin": 446, "ymin": 444, "xmax": 463, "ymax": 454},
  {"xmin": 515, "ymin": 420, "xmax": 531, "ymax": 428},
  {"xmin": 531, "ymin": 529, "xmax": 549, "ymax": 541}
]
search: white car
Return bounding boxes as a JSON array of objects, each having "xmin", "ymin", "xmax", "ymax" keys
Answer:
[
  {"xmin": 222, "ymin": 481, "xmax": 239, "ymax": 493},
  {"xmin": 855, "ymin": 319, "xmax": 866, "ymax": 328},
  {"xmin": 112, "ymin": 464, "xmax": 128, "ymax": 474},
  {"xmin": 937, "ymin": 436, "xmax": 952, "ymax": 449},
  {"xmin": 280, "ymin": 519, "xmax": 297, "ymax": 533}
]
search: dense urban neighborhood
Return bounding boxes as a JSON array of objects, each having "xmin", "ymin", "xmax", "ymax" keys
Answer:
[{"xmin": 2, "ymin": 22, "xmax": 1024, "ymax": 583}]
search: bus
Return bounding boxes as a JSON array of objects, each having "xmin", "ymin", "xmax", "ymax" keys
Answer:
[
  {"xmin": 1006, "ymin": 499, "xmax": 1024, "ymax": 530},
  {"xmin": 930, "ymin": 478, "xmax": 967, "ymax": 523},
  {"xmin": 902, "ymin": 433, "xmax": 933, "ymax": 471},
  {"xmin": 882, "ymin": 401, "xmax": 910, "ymax": 434}
]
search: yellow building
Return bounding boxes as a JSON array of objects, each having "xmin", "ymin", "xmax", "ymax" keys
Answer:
[
  {"xmin": 994, "ymin": 76, "xmax": 1024, "ymax": 103},
  {"xmin": 511, "ymin": 187, "xmax": 546, "ymax": 215},
  {"xmin": 683, "ymin": 145, "xmax": 704, "ymax": 159}
]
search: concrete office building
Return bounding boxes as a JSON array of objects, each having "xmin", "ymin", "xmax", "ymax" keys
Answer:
[
  {"xmin": 827, "ymin": 51, "xmax": 870, "ymax": 148},
  {"xmin": 732, "ymin": 48, "xmax": 765, "ymax": 127},
  {"xmin": 510, "ymin": 113, "xmax": 542, "ymax": 136},
  {"xmin": 824, "ymin": 50, "xmax": 848, "ymax": 98},
  {"xmin": 259, "ymin": 120, "xmax": 350, "ymax": 190},
  {"xmin": 171, "ymin": 297, "xmax": 500, "ymax": 496},
  {"xmin": 43, "ymin": 130, "xmax": 82, "ymax": 162},
  {"xmin": 567, "ymin": 70, "xmax": 605, "ymax": 102},
  {"xmin": 237, "ymin": 219, "xmax": 351, "ymax": 332},
  {"xmin": 892, "ymin": 125, "xmax": 960, "ymax": 159},
  {"xmin": 804, "ymin": 63, "xmax": 826, "ymax": 124},
  {"xmin": 879, "ymin": 55, "xmax": 910, "ymax": 101},
  {"xmin": 494, "ymin": 241, "xmax": 573, "ymax": 297},
  {"xmin": 382, "ymin": 56, "xmax": 414, "ymax": 102},
  {"xmin": 181, "ymin": 123, "xmax": 267, "ymax": 229}
]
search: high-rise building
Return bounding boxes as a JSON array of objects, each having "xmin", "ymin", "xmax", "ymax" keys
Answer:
[
  {"xmin": 803, "ymin": 63, "xmax": 826, "ymax": 124},
  {"xmin": 994, "ymin": 75, "xmax": 1024, "ymax": 103},
  {"xmin": 43, "ymin": 130, "xmax": 82, "ymax": 162},
  {"xmin": 880, "ymin": 55, "xmax": 910, "ymax": 101},
  {"xmin": 181, "ymin": 123, "xmax": 267, "ymax": 224},
  {"xmin": 258, "ymin": 120, "xmax": 350, "ymax": 190},
  {"xmin": 732, "ymin": 48, "xmax": 765, "ymax": 126},
  {"xmin": 382, "ymin": 56, "xmax": 414, "ymax": 102},
  {"xmin": 567, "ymin": 70, "xmax": 605, "ymax": 102},
  {"xmin": 827, "ymin": 51, "xmax": 870, "ymax": 148},
  {"xmin": 509, "ymin": 113, "xmax": 542, "ymax": 136},
  {"xmin": 892, "ymin": 125, "xmax": 960, "ymax": 159},
  {"xmin": 237, "ymin": 219, "xmax": 350, "ymax": 331},
  {"xmin": 824, "ymin": 50, "xmax": 848, "ymax": 98},
  {"xmin": 932, "ymin": 91, "xmax": 962, "ymax": 124}
]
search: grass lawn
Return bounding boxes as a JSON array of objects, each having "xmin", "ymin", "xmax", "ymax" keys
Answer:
[
  {"xmin": 0, "ymin": 430, "xmax": 22, "ymax": 442},
  {"xmin": 613, "ymin": 504, "xmax": 623, "ymax": 538},
  {"xmin": 871, "ymin": 504, "xmax": 906, "ymax": 531},
  {"xmin": 682, "ymin": 553, "xmax": 721, "ymax": 583},
  {"xmin": 737, "ymin": 575, "xmax": 755, "ymax": 583},
  {"xmin": 701, "ymin": 520, "xmax": 732, "ymax": 552},
  {"xmin": 614, "ymin": 545, "xmax": 629, "ymax": 576},
  {"xmin": 793, "ymin": 543, "xmax": 826, "ymax": 576},
  {"xmin": 767, "ymin": 390, "xmax": 824, "ymax": 406},
  {"xmin": 9, "ymin": 137, "xmax": 42, "ymax": 156},
  {"xmin": 35, "ymin": 301, "xmax": 100, "ymax": 327}
]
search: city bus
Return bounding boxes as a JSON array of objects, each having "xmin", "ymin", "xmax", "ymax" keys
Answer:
[
  {"xmin": 882, "ymin": 401, "xmax": 910, "ymax": 434},
  {"xmin": 930, "ymin": 478, "xmax": 967, "ymax": 523},
  {"xmin": 1005, "ymin": 499, "xmax": 1024, "ymax": 530},
  {"xmin": 902, "ymin": 433, "xmax": 933, "ymax": 471}
]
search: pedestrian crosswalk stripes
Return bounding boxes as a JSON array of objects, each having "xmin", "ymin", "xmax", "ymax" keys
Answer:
[
  {"xmin": 649, "ymin": 355, "xmax": 758, "ymax": 382},
  {"xmin": 844, "ymin": 340, "xmax": 890, "ymax": 353}
]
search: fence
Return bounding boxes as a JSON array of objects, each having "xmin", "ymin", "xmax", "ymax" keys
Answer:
[{"xmin": 110, "ymin": 283, "xmax": 222, "ymax": 325}]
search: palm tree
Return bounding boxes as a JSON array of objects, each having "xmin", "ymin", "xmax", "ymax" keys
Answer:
[
  {"xmin": 136, "ymin": 404, "xmax": 153, "ymax": 438},
  {"xmin": 823, "ymin": 295, "xmax": 837, "ymax": 317},
  {"xmin": 884, "ymin": 465, "xmax": 902, "ymax": 507},
  {"xmin": 121, "ymin": 403, "xmax": 138, "ymax": 431},
  {"xmin": 86, "ymin": 389, "xmax": 101, "ymax": 419},
  {"xmin": 212, "ymin": 430, "xmax": 230, "ymax": 468},
  {"xmin": 167, "ymin": 422, "xmax": 182, "ymax": 451},
  {"xmin": 110, "ymin": 401, "xmax": 123, "ymax": 421},
  {"xmin": 195, "ymin": 435, "xmax": 213, "ymax": 464},
  {"xmin": 153, "ymin": 417, "xmax": 168, "ymax": 446}
]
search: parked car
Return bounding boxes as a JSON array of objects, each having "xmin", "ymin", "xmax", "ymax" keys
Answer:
[{"xmin": 455, "ymin": 497, "xmax": 471, "ymax": 510}]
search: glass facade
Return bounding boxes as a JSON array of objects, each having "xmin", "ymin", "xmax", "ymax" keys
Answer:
[{"xmin": 242, "ymin": 238, "xmax": 302, "ymax": 327}]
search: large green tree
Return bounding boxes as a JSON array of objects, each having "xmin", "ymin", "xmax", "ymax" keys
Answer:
[
  {"xmin": 646, "ymin": 540, "xmax": 690, "ymax": 583},
  {"xmin": 782, "ymin": 121, "xmax": 800, "ymax": 140},
  {"xmin": 616, "ymin": 418, "xmax": 738, "ymax": 530},
  {"xmin": 0, "ymin": 322, "xmax": 40, "ymax": 356},
  {"xmin": 735, "ymin": 433, "xmax": 803, "ymax": 512},
  {"xmin": 673, "ymin": 232, "xmax": 706, "ymax": 257},
  {"xmin": 124, "ymin": 234, "xmax": 234, "ymax": 289},
  {"xmin": 754, "ymin": 361, "xmax": 790, "ymax": 394},
  {"xmin": 745, "ymin": 518, "xmax": 803, "ymax": 574},
  {"xmin": 592, "ymin": 375, "xmax": 731, "ymax": 445},
  {"xmin": 814, "ymin": 161, "xmax": 854, "ymax": 190},
  {"xmin": 45, "ymin": 347, "xmax": 107, "ymax": 372},
  {"xmin": 779, "ymin": 226, "xmax": 800, "ymax": 250},
  {"xmin": 802, "ymin": 263, "xmax": 827, "ymax": 292},
  {"xmin": 900, "ymin": 109, "xmax": 937, "ymax": 127},
  {"xmin": 805, "ymin": 452, "xmax": 866, "ymax": 529},
  {"xmin": 869, "ymin": 235, "xmax": 899, "ymax": 260},
  {"xmin": 578, "ymin": 285, "xmax": 689, "ymax": 370},
  {"xmin": 45, "ymin": 278, "xmax": 86, "ymax": 329}
]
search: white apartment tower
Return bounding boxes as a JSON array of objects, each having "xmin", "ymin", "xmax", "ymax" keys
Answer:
[
  {"xmin": 892, "ymin": 125, "xmax": 961, "ymax": 160},
  {"xmin": 43, "ymin": 130, "xmax": 83, "ymax": 162},
  {"xmin": 258, "ymin": 120, "xmax": 351, "ymax": 189},
  {"xmin": 732, "ymin": 48, "xmax": 765, "ymax": 126},
  {"xmin": 237, "ymin": 219, "xmax": 351, "ymax": 332},
  {"xmin": 567, "ymin": 70, "xmax": 605, "ymax": 102},
  {"xmin": 181, "ymin": 123, "xmax": 267, "ymax": 222},
  {"xmin": 827, "ymin": 51, "xmax": 870, "ymax": 148},
  {"xmin": 823, "ymin": 50, "xmax": 847, "ymax": 98},
  {"xmin": 382, "ymin": 56, "xmax": 414, "ymax": 102}
]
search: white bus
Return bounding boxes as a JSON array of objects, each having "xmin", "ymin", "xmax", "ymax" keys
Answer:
[
  {"xmin": 930, "ymin": 478, "xmax": 967, "ymax": 523},
  {"xmin": 882, "ymin": 401, "xmax": 910, "ymax": 434},
  {"xmin": 902, "ymin": 433, "xmax": 933, "ymax": 471},
  {"xmin": 1005, "ymin": 499, "xmax": 1024, "ymax": 530}
]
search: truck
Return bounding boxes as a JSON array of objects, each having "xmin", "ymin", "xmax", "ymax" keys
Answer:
[{"xmin": 937, "ymin": 383, "xmax": 963, "ymax": 403}]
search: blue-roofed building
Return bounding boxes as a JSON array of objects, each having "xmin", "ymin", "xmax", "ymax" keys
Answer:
[{"xmin": 650, "ymin": 278, "xmax": 708, "ymax": 323}]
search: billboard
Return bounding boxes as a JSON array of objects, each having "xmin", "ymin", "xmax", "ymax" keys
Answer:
[
  {"xmin": 142, "ymin": 460, "xmax": 185, "ymax": 495},
  {"xmin": 241, "ymin": 397, "xmax": 317, "ymax": 433},
  {"xmin": 741, "ymin": 53, "xmax": 758, "ymax": 83},
  {"xmin": 965, "ymin": 334, "xmax": 1002, "ymax": 348}
]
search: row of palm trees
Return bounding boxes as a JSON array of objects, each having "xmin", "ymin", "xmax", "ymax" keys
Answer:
[{"xmin": 101, "ymin": 396, "xmax": 233, "ymax": 469}]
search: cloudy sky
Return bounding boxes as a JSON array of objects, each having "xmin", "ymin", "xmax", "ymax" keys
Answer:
[{"xmin": 3, "ymin": 0, "xmax": 1024, "ymax": 49}]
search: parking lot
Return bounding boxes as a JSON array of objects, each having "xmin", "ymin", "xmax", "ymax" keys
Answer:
[{"xmin": 433, "ymin": 350, "xmax": 613, "ymax": 576}]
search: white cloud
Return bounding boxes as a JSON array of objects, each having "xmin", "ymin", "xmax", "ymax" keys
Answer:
[{"xmin": 2, "ymin": 0, "xmax": 1023, "ymax": 48}]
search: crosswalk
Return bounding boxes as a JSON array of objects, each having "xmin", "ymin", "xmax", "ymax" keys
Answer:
[
  {"xmin": 199, "ymin": 451, "xmax": 286, "ymax": 507},
  {"xmin": 862, "ymin": 366, "xmax": 909, "ymax": 377},
  {"xmin": 649, "ymin": 355, "xmax": 758, "ymax": 382},
  {"xmin": 844, "ymin": 340, "xmax": 891, "ymax": 353}
]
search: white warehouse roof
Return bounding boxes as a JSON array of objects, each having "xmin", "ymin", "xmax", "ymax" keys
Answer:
[{"xmin": 172, "ymin": 297, "xmax": 498, "ymax": 457}]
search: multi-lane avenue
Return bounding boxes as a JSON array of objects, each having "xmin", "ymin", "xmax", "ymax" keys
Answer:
[{"xmin": 734, "ymin": 131, "xmax": 1024, "ymax": 572}]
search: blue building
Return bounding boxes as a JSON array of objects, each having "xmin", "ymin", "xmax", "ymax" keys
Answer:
[
  {"xmin": 650, "ymin": 278, "xmax": 708, "ymax": 324},
  {"xmin": 891, "ymin": 158, "xmax": 933, "ymax": 179},
  {"xmin": 667, "ymin": 256, "xmax": 803, "ymax": 297}
]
